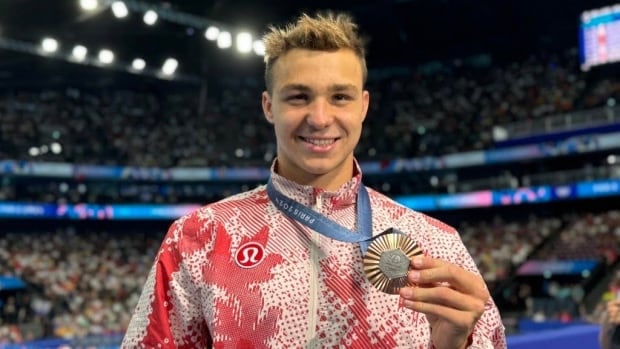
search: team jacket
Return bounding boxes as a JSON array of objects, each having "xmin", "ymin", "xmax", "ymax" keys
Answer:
[{"xmin": 122, "ymin": 168, "xmax": 507, "ymax": 348}]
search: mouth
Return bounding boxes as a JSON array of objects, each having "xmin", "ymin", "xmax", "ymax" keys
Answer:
[{"xmin": 299, "ymin": 136, "xmax": 339, "ymax": 147}]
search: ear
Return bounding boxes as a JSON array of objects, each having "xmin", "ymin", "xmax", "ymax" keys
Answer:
[
  {"xmin": 262, "ymin": 91, "xmax": 274, "ymax": 124},
  {"xmin": 361, "ymin": 90, "xmax": 370, "ymax": 123}
]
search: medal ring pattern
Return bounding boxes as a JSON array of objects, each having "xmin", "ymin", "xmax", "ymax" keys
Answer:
[{"xmin": 363, "ymin": 232, "xmax": 422, "ymax": 294}]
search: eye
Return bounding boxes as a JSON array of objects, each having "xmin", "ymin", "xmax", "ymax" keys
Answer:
[
  {"xmin": 285, "ymin": 94, "xmax": 308, "ymax": 103},
  {"xmin": 333, "ymin": 94, "xmax": 353, "ymax": 102},
  {"xmin": 288, "ymin": 93, "xmax": 306, "ymax": 100}
]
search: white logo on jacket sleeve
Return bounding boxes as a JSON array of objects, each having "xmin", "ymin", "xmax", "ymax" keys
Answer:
[{"xmin": 235, "ymin": 242, "xmax": 265, "ymax": 268}]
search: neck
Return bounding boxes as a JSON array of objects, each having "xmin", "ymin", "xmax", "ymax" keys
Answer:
[{"xmin": 275, "ymin": 160, "xmax": 355, "ymax": 191}]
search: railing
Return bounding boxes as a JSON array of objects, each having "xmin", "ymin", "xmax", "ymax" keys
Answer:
[
  {"xmin": 454, "ymin": 164, "xmax": 620, "ymax": 192},
  {"xmin": 493, "ymin": 106, "xmax": 620, "ymax": 141},
  {"xmin": 525, "ymin": 165, "xmax": 620, "ymax": 187}
]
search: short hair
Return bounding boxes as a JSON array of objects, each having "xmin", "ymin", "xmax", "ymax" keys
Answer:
[{"xmin": 262, "ymin": 11, "xmax": 368, "ymax": 93}]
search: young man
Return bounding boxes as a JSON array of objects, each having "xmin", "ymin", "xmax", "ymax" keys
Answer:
[{"xmin": 122, "ymin": 12, "xmax": 506, "ymax": 348}]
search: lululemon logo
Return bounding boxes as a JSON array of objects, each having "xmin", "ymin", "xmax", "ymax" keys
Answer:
[{"xmin": 235, "ymin": 242, "xmax": 265, "ymax": 268}]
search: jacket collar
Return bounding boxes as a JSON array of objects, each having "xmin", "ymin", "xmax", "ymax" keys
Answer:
[{"xmin": 269, "ymin": 159, "xmax": 363, "ymax": 210}]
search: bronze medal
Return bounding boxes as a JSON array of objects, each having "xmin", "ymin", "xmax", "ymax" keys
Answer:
[{"xmin": 363, "ymin": 229, "xmax": 422, "ymax": 294}]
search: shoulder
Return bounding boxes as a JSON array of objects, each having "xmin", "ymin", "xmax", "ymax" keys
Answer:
[
  {"xmin": 166, "ymin": 186, "xmax": 269, "ymax": 241},
  {"xmin": 366, "ymin": 186, "xmax": 410, "ymax": 220}
]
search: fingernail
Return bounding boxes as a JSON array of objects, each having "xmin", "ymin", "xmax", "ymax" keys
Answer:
[
  {"xmin": 409, "ymin": 270, "xmax": 420, "ymax": 282},
  {"xmin": 400, "ymin": 288, "xmax": 413, "ymax": 298},
  {"xmin": 412, "ymin": 257, "xmax": 423, "ymax": 268}
]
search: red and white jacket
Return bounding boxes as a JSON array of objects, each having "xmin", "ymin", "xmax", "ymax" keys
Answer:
[{"xmin": 122, "ymin": 168, "xmax": 506, "ymax": 348}]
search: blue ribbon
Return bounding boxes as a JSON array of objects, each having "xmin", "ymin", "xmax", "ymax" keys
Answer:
[{"xmin": 266, "ymin": 178, "xmax": 373, "ymax": 254}]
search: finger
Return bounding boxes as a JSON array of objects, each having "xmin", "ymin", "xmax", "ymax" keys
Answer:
[
  {"xmin": 400, "ymin": 298, "xmax": 482, "ymax": 331},
  {"xmin": 408, "ymin": 256, "xmax": 488, "ymax": 298},
  {"xmin": 399, "ymin": 284, "xmax": 486, "ymax": 313}
]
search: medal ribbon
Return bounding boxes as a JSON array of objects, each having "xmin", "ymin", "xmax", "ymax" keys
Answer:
[{"xmin": 266, "ymin": 178, "xmax": 373, "ymax": 254}]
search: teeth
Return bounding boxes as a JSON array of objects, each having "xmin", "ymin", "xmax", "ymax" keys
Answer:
[{"xmin": 304, "ymin": 138, "xmax": 335, "ymax": 146}]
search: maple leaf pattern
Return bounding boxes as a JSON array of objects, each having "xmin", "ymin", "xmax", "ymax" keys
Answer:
[{"xmin": 203, "ymin": 223, "xmax": 284, "ymax": 348}]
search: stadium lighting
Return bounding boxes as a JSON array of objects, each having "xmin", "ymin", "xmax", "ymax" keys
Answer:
[
  {"xmin": 143, "ymin": 10, "xmax": 158, "ymax": 25},
  {"xmin": 236, "ymin": 32, "xmax": 252, "ymax": 54},
  {"xmin": 50, "ymin": 142, "xmax": 63, "ymax": 154},
  {"xmin": 204, "ymin": 26, "xmax": 219, "ymax": 41},
  {"xmin": 253, "ymin": 40, "xmax": 265, "ymax": 56},
  {"xmin": 98, "ymin": 49, "xmax": 115, "ymax": 64},
  {"xmin": 71, "ymin": 45, "xmax": 88, "ymax": 61},
  {"xmin": 217, "ymin": 31, "xmax": 232, "ymax": 49},
  {"xmin": 28, "ymin": 147, "xmax": 40, "ymax": 157},
  {"xmin": 111, "ymin": 1, "xmax": 129, "ymax": 18},
  {"xmin": 79, "ymin": 0, "xmax": 99, "ymax": 11},
  {"xmin": 41, "ymin": 37, "xmax": 59, "ymax": 53},
  {"xmin": 0, "ymin": 1, "xmax": 266, "ymax": 83},
  {"xmin": 131, "ymin": 58, "xmax": 146, "ymax": 71},
  {"xmin": 161, "ymin": 58, "xmax": 178, "ymax": 75}
]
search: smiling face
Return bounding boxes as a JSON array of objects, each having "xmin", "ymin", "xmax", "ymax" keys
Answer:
[{"xmin": 262, "ymin": 48, "xmax": 370, "ymax": 190}]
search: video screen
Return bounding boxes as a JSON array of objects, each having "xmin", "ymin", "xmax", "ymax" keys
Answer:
[{"xmin": 579, "ymin": 4, "xmax": 620, "ymax": 71}]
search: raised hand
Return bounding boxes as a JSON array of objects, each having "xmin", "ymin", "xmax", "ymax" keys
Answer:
[{"xmin": 399, "ymin": 255, "xmax": 490, "ymax": 349}]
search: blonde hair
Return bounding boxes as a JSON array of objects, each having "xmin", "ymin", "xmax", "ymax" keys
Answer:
[{"xmin": 262, "ymin": 11, "xmax": 368, "ymax": 92}]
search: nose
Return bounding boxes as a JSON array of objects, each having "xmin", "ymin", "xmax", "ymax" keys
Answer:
[{"xmin": 306, "ymin": 98, "xmax": 333, "ymax": 129}]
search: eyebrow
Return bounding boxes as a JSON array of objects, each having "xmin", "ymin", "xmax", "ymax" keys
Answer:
[
  {"xmin": 329, "ymin": 84, "xmax": 358, "ymax": 92},
  {"xmin": 279, "ymin": 84, "xmax": 311, "ymax": 93},
  {"xmin": 279, "ymin": 83, "xmax": 358, "ymax": 93}
]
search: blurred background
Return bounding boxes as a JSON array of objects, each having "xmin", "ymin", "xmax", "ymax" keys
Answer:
[{"xmin": 0, "ymin": 0, "xmax": 619, "ymax": 348}]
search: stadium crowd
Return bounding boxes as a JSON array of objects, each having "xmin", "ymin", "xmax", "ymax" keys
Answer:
[
  {"xmin": 0, "ymin": 47, "xmax": 618, "ymax": 206},
  {"xmin": 0, "ymin": 48, "xmax": 618, "ymax": 169},
  {"xmin": 0, "ymin": 227, "xmax": 162, "ymax": 343}
]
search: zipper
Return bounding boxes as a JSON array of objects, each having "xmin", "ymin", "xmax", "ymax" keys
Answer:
[{"xmin": 305, "ymin": 191, "xmax": 322, "ymax": 347}]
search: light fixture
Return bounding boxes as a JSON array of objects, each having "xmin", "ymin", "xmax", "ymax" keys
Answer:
[
  {"xmin": 236, "ymin": 32, "xmax": 252, "ymax": 54},
  {"xmin": 41, "ymin": 37, "xmax": 59, "ymax": 53},
  {"xmin": 217, "ymin": 31, "xmax": 232, "ymax": 49},
  {"xmin": 161, "ymin": 58, "xmax": 178, "ymax": 75},
  {"xmin": 98, "ymin": 49, "xmax": 114, "ymax": 64},
  {"xmin": 79, "ymin": 0, "xmax": 98, "ymax": 11},
  {"xmin": 72, "ymin": 45, "xmax": 88, "ymax": 61},
  {"xmin": 132, "ymin": 58, "xmax": 146, "ymax": 71},
  {"xmin": 111, "ymin": 1, "xmax": 129, "ymax": 18},
  {"xmin": 204, "ymin": 26, "xmax": 220, "ymax": 41},
  {"xmin": 253, "ymin": 40, "xmax": 265, "ymax": 56},
  {"xmin": 143, "ymin": 10, "xmax": 158, "ymax": 25}
]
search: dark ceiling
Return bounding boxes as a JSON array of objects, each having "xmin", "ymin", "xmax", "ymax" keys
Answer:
[{"xmin": 0, "ymin": 0, "xmax": 616, "ymax": 87}]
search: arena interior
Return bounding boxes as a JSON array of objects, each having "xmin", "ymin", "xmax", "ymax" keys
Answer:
[{"xmin": 0, "ymin": 0, "xmax": 619, "ymax": 348}]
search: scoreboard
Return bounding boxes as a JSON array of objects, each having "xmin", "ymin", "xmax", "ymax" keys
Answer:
[{"xmin": 580, "ymin": 4, "xmax": 620, "ymax": 71}]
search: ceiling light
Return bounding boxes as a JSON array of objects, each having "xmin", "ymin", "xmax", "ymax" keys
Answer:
[
  {"xmin": 236, "ymin": 32, "xmax": 252, "ymax": 54},
  {"xmin": 79, "ymin": 0, "xmax": 99, "ymax": 11},
  {"xmin": 72, "ymin": 45, "xmax": 88, "ymax": 61},
  {"xmin": 98, "ymin": 49, "xmax": 114, "ymax": 64},
  {"xmin": 111, "ymin": 1, "xmax": 129, "ymax": 18},
  {"xmin": 41, "ymin": 38, "xmax": 59, "ymax": 53},
  {"xmin": 143, "ymin": 10, "xmax": 158, "ymax": 25},
  {"xmin": 205, "ymin": 26, "xmax": 220, "ymax": 41},
  {"xmin": 132, "ymin": 58, "xmax": 146, "ymax": 71},
  {"xmin": 217, "ymin": 31, "xmax": 232, "ymax": 49}
]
